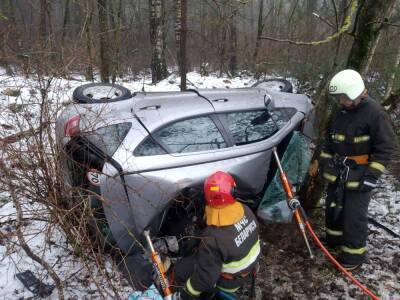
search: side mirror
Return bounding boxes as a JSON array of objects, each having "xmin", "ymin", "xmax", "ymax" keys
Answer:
[{"xmin": 264, "ymin": 93, "xmax": 272, "ymax": 108}]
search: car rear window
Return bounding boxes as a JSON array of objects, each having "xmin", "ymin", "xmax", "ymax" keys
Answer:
[
  {"xmin": 224, "ymin": 108, "xmax": 296, "ymax": 145},
  {"xmin": 82, "ymin": 122, "xmax": 131, "ymax": 157}
]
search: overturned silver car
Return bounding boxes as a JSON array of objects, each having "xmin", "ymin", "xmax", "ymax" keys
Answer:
[{"xmin": 55, "ymin": 79, "xmax": 313, "ymax": 256}]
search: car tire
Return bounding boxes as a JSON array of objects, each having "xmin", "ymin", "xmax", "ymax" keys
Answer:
[
  {"xmin": 73, "ymin": 83, "xmax": 132, "ymax": 104},
  {"xmin": 252, "ymin": 78, "xmax": 293, "ymax": 93}
]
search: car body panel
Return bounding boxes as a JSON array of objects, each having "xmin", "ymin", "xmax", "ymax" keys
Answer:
[
  {"xmin": 101, "ymin": 150, "xmax": 273, "ymax": 253},
  {"xmin": 56, "ymin": 84, "xmax": 314, "ymax": 254}
]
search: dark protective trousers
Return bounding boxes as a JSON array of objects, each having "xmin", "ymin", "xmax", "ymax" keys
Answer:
[
  {"xmin": 325, "ymin": 184, "xmax": 371, "ymax": 264},
  {"xmin": 173, "ymin": 255, "xmax": 243, "ymax": 299}
]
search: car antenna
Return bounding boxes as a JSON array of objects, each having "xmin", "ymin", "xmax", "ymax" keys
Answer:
[{"xmin": 186, "ymin": 89, "xmax": 214, "ymax": 107}]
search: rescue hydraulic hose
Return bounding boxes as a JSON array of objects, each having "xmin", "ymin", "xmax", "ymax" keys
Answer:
[
  {"xmin": 271, "ymin": 147, "xmax": 380, "ymax": 300},
  {"xmin": 272, "ymin": 147, "xmax": 314, "ymax": 259},
  {"xmin": 144, "ymin": 230, "xmax": 173, "ymax": 300}
]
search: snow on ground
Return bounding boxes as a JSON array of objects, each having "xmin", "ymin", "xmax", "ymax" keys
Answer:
[{"xmin": 0, "ymin": 69, "xmax": 399, "ymax": 299}]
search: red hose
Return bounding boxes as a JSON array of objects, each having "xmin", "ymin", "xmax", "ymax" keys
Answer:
[{"xmin": 304, "ymin": 220, "xmax": 380, "ymax": 300}]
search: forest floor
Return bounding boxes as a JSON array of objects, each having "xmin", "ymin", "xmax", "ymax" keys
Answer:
[
  {"xmin": 254, "ymin": 174, "xmax": 400, "ymax": 300},
  {"xmin": 0, "ymin": 70, "xmax": 399, "ymax": 299}
]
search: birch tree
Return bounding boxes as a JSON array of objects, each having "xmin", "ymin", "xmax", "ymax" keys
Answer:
[{"xmin": 149, "ymin": 0, "xmax": 168, "ymax": 83}]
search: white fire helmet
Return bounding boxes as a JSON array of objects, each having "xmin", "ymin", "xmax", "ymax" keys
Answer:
[{"xmin": 328, "ymin": 69, "xmax": 365, "ymax": 101}]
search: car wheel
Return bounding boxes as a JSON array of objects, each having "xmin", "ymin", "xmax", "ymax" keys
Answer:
[
  {"xmin": 73, "ymin": 83, "xmax": 132, "ymax": 104},
  {"xmin": 252, "ymin": 78, "xmax": 293, "ymax": 93}
]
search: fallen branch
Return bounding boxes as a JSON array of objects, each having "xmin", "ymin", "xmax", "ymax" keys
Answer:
[{"xmin": 0, "ymin": 122, "xmax": 50, "ymax": 145}]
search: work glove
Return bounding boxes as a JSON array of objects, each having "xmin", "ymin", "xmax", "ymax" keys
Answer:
[{"xmin": 359, "ymin": 175, "xmax": 378, "ymax": 193}]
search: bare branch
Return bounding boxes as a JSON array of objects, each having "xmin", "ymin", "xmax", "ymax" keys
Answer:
[{"xmin": 261, "ymin": 0, "xmax": 358, "ymax": 46}]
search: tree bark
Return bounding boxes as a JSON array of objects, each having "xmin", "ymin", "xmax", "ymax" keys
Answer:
[
  {"xmin": 347, "ymin": 0, "xmax": 398, "ymax": 75},
  {"xmin": 253, "ymin": 0, "xmax": 264, "ymax": 59},
  {"xmin": 39, "ymin": 0, "xmax": 47, "ymax": 51},
  {"xmin": 97, "ymin": 0, "xmax": 110, "ymax": 83},
  {"xmin": 61, "ymin": 0, "xmax": 70, "ymax": 49},
  {"xmin": 84, "ymin": 0, "xmax": 94, "ymax": 81},
  {"xmin": 228, "ymin": 7, "xmax": 237, "ymax": 77},
  {"xmin": 149, "ymin": 0, "xmax": 168, "ymax": 83},
  {"xmin": 384, "ymin": 40, "xmax": 400, "ymax": 102},
  {"xmin": 175, "ymin": 0, "xmax": 187, "ymax": 90},
  {"xmin": 298, "ymin": 0, "xmax": 349, "ymax": 209},
  {"xmin": 109, "ymin": 0, "xmax": 123, "ymax": 82}
]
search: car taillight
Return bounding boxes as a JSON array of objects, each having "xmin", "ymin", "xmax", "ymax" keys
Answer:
[{"xmin": 65, "ymin": 115, "xmax": 81, "ymax": 136}]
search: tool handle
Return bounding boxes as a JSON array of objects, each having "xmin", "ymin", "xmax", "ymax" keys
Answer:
[{"xmin": 144, "ymin": 230, "xmax": 173, "ymax": 298}]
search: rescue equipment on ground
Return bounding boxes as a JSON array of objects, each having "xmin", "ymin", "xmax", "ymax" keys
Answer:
[
  {"xmin": 258, "ymin": 132, "xmax": 311, "ymax": 223},
  {"xmin": 144, "ymin": 230, "xmax": 173, "ymax": 300},
  {"xmin": 273, "ymin": 148, "xmax": 380, "ymax": 300},
  {"xmin": 271, "ymin": 147, "xmax": 314, "ymax": 259}
]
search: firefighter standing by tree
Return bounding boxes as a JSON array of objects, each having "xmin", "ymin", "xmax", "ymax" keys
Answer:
[
  {"xmin": 319, "ymin": 69, "xmax": 396, "ymax": 270},
  {"xmin": 171, "ymin": 171, "xmax": 260, "ymax": 299}
]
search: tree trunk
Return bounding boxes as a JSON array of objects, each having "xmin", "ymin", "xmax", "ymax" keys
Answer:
[
  {"xmin": 39, "ymin": 0, "xmax": 47, "ymax": 51},
  {"xmin": 109, "ymin": 0, "xmax": 123, "ymax": 83},
  {"xmin": 97, "ymin": 0, "xmax": 110, "ymax": 83},
  {"xmin": 228, "ymin": 7, "xmax": 237, "ymax": 77},
  {"xmin": 84, "ymin": 0, "xmax": 94, "ymax": 81},
  {"xmin": 298, "ymin": 0, "xmax": 349, "ymax": 209},
  {"xmin": 61, "ymin": 0, "xmax": 70, "ymax": 49},
  {"xmin": 199, "ymin": 1, "xmax": 208, "ymax": 76},
  {"xmin": 149, "ymin": 0, "xmax": 168, "ymax": 83},
  {"xmin": 253, "ymin": 0, "xmax": 264, "ymax": 59},
  {"xmin": 175, "ymin": 0, "xmax": 187, "ymax": 90},
  {"xmin": 347, "ymin": 0, "xmax": 398, "ymax": 74},
  {"xmin": 384, "ymin": 41, "xmax": 400, "ymax": 102}
]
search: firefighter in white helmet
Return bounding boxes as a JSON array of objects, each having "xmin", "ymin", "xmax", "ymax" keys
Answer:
[{"xmin": 319, "ymin": 69, "xmax": 396, "ymax": 270}]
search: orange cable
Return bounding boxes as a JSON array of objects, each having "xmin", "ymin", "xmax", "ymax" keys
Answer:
[{"xmin": 304, "ymin": 220, "xmax": 380, "ymax": 300}]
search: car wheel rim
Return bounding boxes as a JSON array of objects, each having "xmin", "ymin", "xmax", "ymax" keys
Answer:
[{"xmin": 81, "ymin": 85, "xmax": 124, "ymax": 100}]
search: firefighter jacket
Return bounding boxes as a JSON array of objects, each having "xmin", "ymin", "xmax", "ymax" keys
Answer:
[
  {"xmin": 184, "ymin": 203, "xmax": 260, "ymax": 297},
  {"xmin": 320, "ymin": 96, "xmax": 396, "ymax": 189}
]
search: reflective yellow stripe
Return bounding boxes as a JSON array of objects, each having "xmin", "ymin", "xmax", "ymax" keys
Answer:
[
  {"xmin": 320, "ymin": 151, "xmax": 333, "ymax": 159},
  {"xmin": 332, "ymin": 134, "xmax": 345, "ymax": 141},
  {"xmin": 370, "ymin": 161, "xmax": 386, "ymax": 173},
  {"xmin": 326, "ymin": 228, "xmax": 343, "ymax": 236},
  {"xmin": 323, "ymin": 172, "xmax": 337, "ymax": 182},
  {"xmin": 217, "ymin": 286, "xmax": 240, "ymax": 293},
  {"xmin": 341, "ymin": 246, "xmax": 366, "ymax": 255},
  {"xmin": 186, "ymin": 278, "xmax": 201, "ymax": 296},
  {"xmin": 221, "ymin": 240, "xmax": 260, "ymax": 273},
  {"xmin": 346, "ymin": 181, "xmax": 360, "ymax": 188},
  {"xmin": 353, "ymin": 135, "xmax": 370, "ymax": 143}
]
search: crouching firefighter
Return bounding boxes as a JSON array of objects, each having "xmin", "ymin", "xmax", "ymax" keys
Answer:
[
  {"xmin": 171, "ymin": 171, "xmax": 261, "ymax": 299},
  {"xmin": 319, "ymin": 69, "xmax": 396, "ymax": 270}
]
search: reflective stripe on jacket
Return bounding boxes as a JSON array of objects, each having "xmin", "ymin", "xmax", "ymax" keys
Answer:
[
  {"xmin": 320, "ymin": 97, "xmax": 395, "ymax": 188},
  {"xmin": 185, "ymin": 204, "xmax": 260, "ymax": 296}
]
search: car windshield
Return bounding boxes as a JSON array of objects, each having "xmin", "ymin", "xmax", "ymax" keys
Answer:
[{"xmin": 82, "ymin": 122, "xmax": 132, "ymax": 157}]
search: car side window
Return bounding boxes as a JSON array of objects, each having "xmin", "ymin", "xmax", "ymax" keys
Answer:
[
  {"xmin": 135, "ymin": 137, "xmax": 167, "ymax": 156},
  {"xmin": 225, "ymin": 108, "xmax": 296, "ymax": 145},
  {"xmin": 153, "ymin": 116, "xmax": 227, "ymax": 154}
]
